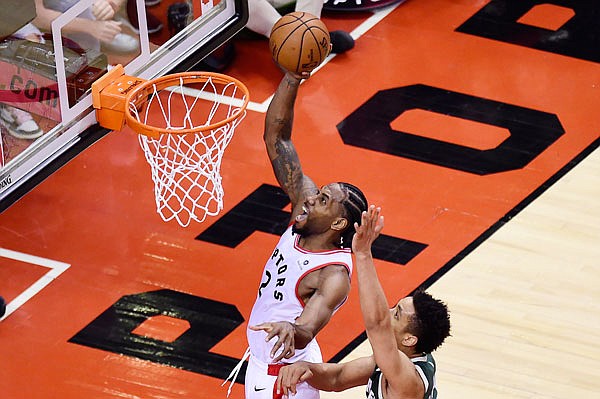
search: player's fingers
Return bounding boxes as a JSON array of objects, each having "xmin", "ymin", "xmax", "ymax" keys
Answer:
[
  {"xmin": 369, "ymin": 206, "xmax": 380, "ymax": 229},
  {"xmin": 377, "ymin": 215, "xmax": 385, "ymax": 232},
  {"xmin": 283, "ymin": 342, "xmax": 295, "ymax": 359},
  {"xmin": 265, "ymin": 327, "xmax": 280, "ymax": 342},
  {"xmin": 270, "ymin": 336, "xmax": 284, "ymax": 359},
  {"xmin": 272, "ymin": 347, "xmax": 287, "ymax": 363},
  {"xmin": 276, "ymin": 370, "xmax": 284, "ymax": 395},
  {"xmin": 299, "ymin": 368, "xmax": 313, "ymax": 383},
  {"xmin": 249, "ymin": 323, "xmax": 272, "ymax": 332},
  {"xmin": 272, "ymin": 339, "xmax": 294, "ymax": 363},
  {"xmin": 372, "ymin": 207, "xmax": 381, "ymax": 228},
  {"xmin": 289, "ymin": 369, "xmax": 308, "ymax": 395},
  {"xmin": 360, "ymin": 210, "xmax": 368, "ymax": 229},
  {"xmin": 281, "ymin": 369, "xmax": 293, "ymax": 396}
]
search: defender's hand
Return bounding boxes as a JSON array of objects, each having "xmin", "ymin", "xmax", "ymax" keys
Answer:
[
  {"xmin": 276, "ymin": 362, "xmax": 313, "ymax": 396},
  {"xmin": 352, "ymin": 205, "xmax": 384, "ymax": 255}
]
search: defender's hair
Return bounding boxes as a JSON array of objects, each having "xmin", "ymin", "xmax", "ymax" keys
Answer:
[
  {"xmin": 409, "ymin": 290, "xmax": 451, "ymax": 354},
  {"xmin": 337, "ymin": 182, "xmax": 368, "ymax": 249}
]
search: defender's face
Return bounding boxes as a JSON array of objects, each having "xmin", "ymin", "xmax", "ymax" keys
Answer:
[
  {"xmin": 293, "ymin": 183, "xmax": 347, "ymax": 236},
  {"xmin": 390, "ymin": 296, "xmax": 416, "ymax": 336}
]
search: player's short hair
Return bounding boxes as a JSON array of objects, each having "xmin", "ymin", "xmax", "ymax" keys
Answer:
[
  {"xmin": 409, "ymin": 290, "xmax": 451, "ymax": 353},
  {"xmin": 337, "ymin": 182, "xmax": 368, "ymax": 249}
]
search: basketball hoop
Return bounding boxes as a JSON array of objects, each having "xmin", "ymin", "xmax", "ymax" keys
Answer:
[{"xmin": 92, "ymin": 65, "xmax": 249, "ymax": 227}]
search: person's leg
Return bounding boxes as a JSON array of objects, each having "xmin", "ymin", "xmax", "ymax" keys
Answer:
[
  {"xmin": 294, "ymin": 0, "xmax": 354, "ymax": 53},
  {"xmin": 246, "ymin": 0, "xmax": 282, "ymax": 38},
  {"xmin": 294, "ymin": 0, "xmax": 322, "ymax": 18},
  {"xmin": 246, "ymin": 0, "xmax": 354, "ymax": 53}
]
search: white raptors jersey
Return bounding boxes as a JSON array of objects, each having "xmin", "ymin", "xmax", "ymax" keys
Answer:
[{"xmin": 247, "ymin": 225, "xmax": 353, "ymax": 364}]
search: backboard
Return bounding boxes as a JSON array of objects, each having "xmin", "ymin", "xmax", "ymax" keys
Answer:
[{"xmin": 0, "ymin": 0, "xmax": 248, "ymax": 210}]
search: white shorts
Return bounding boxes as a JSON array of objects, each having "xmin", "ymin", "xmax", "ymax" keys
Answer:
[{"xmin": 245, "ymin": 355, "xmax": 320, "ymax": 399}]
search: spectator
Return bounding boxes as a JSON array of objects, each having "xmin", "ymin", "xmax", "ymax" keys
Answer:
[
  {"xmin": 117, "ymin": 0, "xmax": 164, "ymax": 35},
  {"xmin": 33, "ymin": 0, "xmax": 138, "ymax": 54},
  {"xmin": 0, "ymin": 23, "xmax": 44, "ymax": 140}
]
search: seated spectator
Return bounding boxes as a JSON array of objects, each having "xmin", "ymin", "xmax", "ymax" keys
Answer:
[
  {"xmin": 0, "ymin": 23, "xmax": 44, "ymax": 141},
  {"xmin": 33, "ymin": 0, "xmax": 138, "ymax": 54},
  {"xmin": 117, "ymin": 0, "xmax": 164, "ymax": 35},
  {"xmin": 0, "ymin": 104, "xmax": 43, "ymax": 140}
]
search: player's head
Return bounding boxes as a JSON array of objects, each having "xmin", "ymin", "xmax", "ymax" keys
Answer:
[
  {"xmin": 337, "ymin": 182, "xmax": 368, "ymax": 249},
  {"xmin": 390, "ymin": 291, "xmax": 451, "ymax": 354},
  {"xmin": 292, "ymin": 182, "xmax": 367, "ymax": 249}
]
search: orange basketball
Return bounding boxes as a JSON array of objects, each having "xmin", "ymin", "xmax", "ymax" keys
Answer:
[{"xmin": 269, "ymin": 12, "xmax": 331, "ymax": 74}]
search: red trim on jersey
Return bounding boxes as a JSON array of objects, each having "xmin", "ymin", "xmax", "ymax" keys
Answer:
[{"xmin": 268, "ymin": 363, "xmax": 288, "ymax": 399}]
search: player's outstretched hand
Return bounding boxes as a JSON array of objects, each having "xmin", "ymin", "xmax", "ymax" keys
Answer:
[
  {"xmin": 276, "ymin": 361, "xmax": 313, "ymax": 396},
  {"xmin": 250, "ymin": 321, "xmax": 296, "ymax": 363},
  {"xmin": 352, "ymin": 205, "xmax": 384, "ymax": 255}
]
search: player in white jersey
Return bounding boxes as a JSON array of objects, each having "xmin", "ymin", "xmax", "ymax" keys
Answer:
[
  {"xmin": 275, "ymin": 206, "xmax": 451, "ymax": 399},
  {"xmin": 244, "ymin": 71, "xmax": 369, "ymax": 399}
]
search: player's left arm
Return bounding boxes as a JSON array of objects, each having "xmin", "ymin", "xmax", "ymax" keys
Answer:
[
  {"xmin": 295, "ymin": 264, "xmax": 351, "ymax": 345},
  {"xmin": 250, "ymin": 264, "xmax": 350, "ymax": 362},
  {"xmin": 353, "ymin": 207, "xmax": 425, "ymax": 399}
]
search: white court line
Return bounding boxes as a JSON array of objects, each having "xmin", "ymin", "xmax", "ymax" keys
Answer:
[
  {"xmin": 0, "ymin": 248, "xmax": 70, "ymax": 321},
  {"xmin": 247, "ymin": 2, "xmax": 403, "ymax": 113}
]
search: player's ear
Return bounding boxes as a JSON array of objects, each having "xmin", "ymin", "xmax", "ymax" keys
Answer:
[
  {"xmin": 331, "ymin": 217, "xmax": 348, "ymax": 231},
  {"xmin": 402, "ymin": 334, "xmax": 418, "ymax": 348}
]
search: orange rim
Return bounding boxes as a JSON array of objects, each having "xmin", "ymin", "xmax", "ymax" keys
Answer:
[{"xmin": 124, "ymin": 72, "xmax": 250, "ymax": 137}]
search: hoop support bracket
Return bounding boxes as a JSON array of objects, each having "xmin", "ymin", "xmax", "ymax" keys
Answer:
[{"xmin": 91, "ymin": 64, "xmax": 147, "ymax": 131}]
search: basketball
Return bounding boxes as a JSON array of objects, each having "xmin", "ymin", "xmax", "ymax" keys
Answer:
[{"xmin": 269, "ymin": 12, "xmax": 331, "ymax": 74}]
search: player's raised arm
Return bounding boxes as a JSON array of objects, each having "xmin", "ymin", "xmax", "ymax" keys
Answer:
[
  {"xmin": 352, "ymin": 206, "xmax": 425, "ymax": 399},
  {"xmin": 264, "ymin": 71, "xmax": 318, "ymax": 216}
]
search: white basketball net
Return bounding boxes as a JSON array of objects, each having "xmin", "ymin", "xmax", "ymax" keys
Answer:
[{"xmin": 129, "ymin": 75, "xmax": 247, "ymax": 227}]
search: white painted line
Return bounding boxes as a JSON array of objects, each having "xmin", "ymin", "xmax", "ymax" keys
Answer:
[{"xmin": 0, "ymin": 248, "xmax": 70, "ymax": 321}]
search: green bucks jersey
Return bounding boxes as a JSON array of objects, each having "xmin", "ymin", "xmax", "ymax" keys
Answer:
[{"xmin": 366, "ymin": 353, "xmax": 438, "ymax": 399}]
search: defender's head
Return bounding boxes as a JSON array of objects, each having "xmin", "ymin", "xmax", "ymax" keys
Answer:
[{"xmin": 390, "ymin": 291, "xmax": 451, "ymax": 354}]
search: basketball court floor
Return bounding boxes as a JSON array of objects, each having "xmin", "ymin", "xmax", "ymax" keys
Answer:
[{"xmin": 1, "ymin": 1, "xmax": 599, "ymax": 398}]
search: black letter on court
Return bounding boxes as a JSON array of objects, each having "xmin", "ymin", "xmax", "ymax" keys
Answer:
[
  {"xmin": 69, "ymin": 290, "xmax": 247, "ymax": 382},
  {"xmin": 337, "ymin": 84, "xmax": 564, "ymax": 175},
  {"xmin": 196, "ymin": 184, "xmax": 427, "ymax": 265},
  {"xmin": 457, "ymin": 0, "xmax": 600, "ymax": 63}
]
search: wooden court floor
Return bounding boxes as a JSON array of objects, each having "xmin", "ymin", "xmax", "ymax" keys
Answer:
[{"xmin": 1, "ymin": 1, "xmax": 599, "ymax": 398}]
